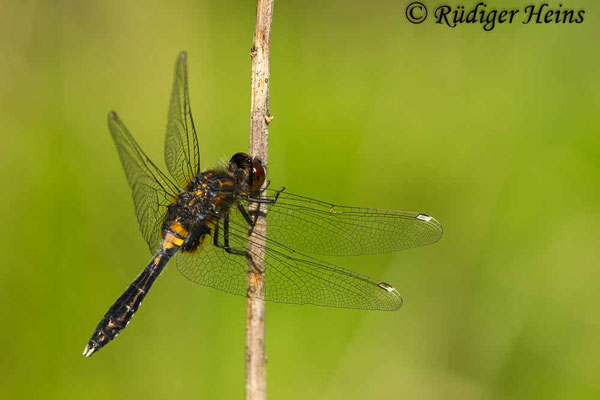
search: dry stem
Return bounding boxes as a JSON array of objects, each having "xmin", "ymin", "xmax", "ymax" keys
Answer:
[{"xmin": 246, "ymin": 1, "xmax": 274, "ymax": 399}]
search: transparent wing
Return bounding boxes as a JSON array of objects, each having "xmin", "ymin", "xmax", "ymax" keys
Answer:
[
  {"xmin": 239, "ymin": 189, "xmax": 443, "ymax": 257},
  {"xmin": 164, "ymin": 51, "xmax": 200, "ymax": 188},
  {"xmin": 108, "ymin": 111, "xmax": 180, "ymax": 253},
  {"xmin": 174, "ymin": 207, "xmax": 402, "ymax": 311}
]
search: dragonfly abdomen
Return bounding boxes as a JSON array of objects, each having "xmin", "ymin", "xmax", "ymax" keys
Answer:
[
  {"xmin": 82, "ymin": 251, "xmax": 171, "ymax": 357},
  {"xmin": 83, "ymin": 226, "xmax": 186, "ymax": 357}
]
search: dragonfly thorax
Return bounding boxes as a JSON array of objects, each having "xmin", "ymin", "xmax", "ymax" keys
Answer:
[
  {"xmin": 159, "ymin": 154, "xmax": 265, "ymax": 253},
  {"xmin": 162, "ymin": 170, "xmax": 239, "ymax": 252}
]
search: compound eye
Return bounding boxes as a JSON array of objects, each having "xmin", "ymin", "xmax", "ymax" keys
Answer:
[{"xmin": 251, "ymin": 159, "xmax": 266, "ymax": 192}]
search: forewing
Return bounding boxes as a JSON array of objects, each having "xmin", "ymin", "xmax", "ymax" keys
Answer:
[
  {"xmin": 174, "ymin": 209, "xmax": 402, "ymax": 311},
  {"xmin": 164, "ymin": 51, "xmax": 200, "ymax": 187},
  {"xmin": 240, "ymin": 189, "xmax": 443, "ymax": 256},
  {"xmin": 108, "ymin": 111, "xmax": 180, "ymax": 253}
]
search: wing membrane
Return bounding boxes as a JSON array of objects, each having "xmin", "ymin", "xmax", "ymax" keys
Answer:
[
  {"xmin": 241, "ymin": 189, "xmax": 443, "ymax": 256},
  {"xmin": 108, "ymin": 111, "xmax": 180, "ymax": 252},
  {"xmin": 174, "ymin": 207, "xmax": 402, "ymax": 311},
  {"xmin": 164, "ymin": 51, "xmax": 200, "ymax": 187}
]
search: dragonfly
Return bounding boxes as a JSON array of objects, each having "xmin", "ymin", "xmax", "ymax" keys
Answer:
[{"xmin": 82, "ymin": 51, "xmax": 443, "ymax": 358}]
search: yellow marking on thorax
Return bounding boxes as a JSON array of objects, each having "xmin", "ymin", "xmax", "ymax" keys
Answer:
[
  {"xmin": 205, "ymin": 215, "xmax": 218, "ymax": 229},
  {"xmin": 212, "ymin": 193, "xmax": 232, "ymax": 209},
  {"xmin": 218, "ymin": 179, "xmax": 234, "ymax": 188}
]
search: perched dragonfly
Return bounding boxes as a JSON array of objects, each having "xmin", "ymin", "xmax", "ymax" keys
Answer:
[{"xmin": 82, "ymin": 51, "xmax": 443, "ymax": 357}]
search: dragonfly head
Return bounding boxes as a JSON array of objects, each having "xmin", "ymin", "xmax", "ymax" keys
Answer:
[{"xmin": 229, "ymin": 152, "xmax": 266, "ymax": 194}]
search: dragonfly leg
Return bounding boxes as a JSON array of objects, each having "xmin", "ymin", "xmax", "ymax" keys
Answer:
[
  {"xmin": 262, "ymin": 179, "xmax": 272, "ymax": 192},
  {"xmin": 239, "ymin": 203, "xmax": 267, "ymax": 237},
  {"xmin": 242, "ymin": 186, "xmax": 287, "ymax": 235},
  {"xmin": 237, "ymin": 203, "xmax": 263, "ymax": 237},
  {"xmin": 237, "ymin": 202, "xmax": 255, "ymax": 225},
  {"xmin": 213, "ymin": 215, "xmax": 261, "ymax": 272},
  {"xmin": 272, "ymin": 186, "xmax": 286, "ymax": 201},
  {"xmin": 252, "ymin": 186, "xmax": 286, "ymax": 204}
]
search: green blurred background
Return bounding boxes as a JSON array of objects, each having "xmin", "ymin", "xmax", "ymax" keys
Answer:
[{"xmin": 2, "ymin": 0, "xmax": 599, "ymax": 399}]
